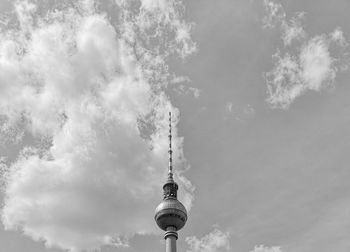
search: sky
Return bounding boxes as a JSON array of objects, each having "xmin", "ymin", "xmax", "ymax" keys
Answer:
[{"xmin": 0, "ymin": 0, "xmax": 350, "ymax": 252}]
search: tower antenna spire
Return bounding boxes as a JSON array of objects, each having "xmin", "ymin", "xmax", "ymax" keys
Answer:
[{"xmin": 168, "ymin": 111, "xmax": 173, "ymax": 181}]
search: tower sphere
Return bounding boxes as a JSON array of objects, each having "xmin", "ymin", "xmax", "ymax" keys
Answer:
[{"xmin": 155, "ymin": 197, "xmax": 187, "ymax": 231}]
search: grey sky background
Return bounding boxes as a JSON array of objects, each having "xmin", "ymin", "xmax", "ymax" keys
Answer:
[{"xmin": 1, "ymin": 0, "xmax": 350, "ymax": 252}]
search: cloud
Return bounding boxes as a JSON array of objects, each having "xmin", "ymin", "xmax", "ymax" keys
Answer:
[
  {"xmin": 0, "ymin": 0, "xmax": 196, "ymax": 251},
  {"xmin": 175, "ymin": 85, "xmax": 201, "ymax": 99},
  {"xmin": 185, "ymin": 228, "xmax": 230, "ymax": 252},
  {"xmin": 262, "ymin": 0, "xmax": 285, "ymax": 29},
  {"xmin": 330, "ymin": 27, "xmax": 348, "ymax": 47},
  {"xmin": 281, "ymin": 13, "xmax": 306, "ymax": 46},
  {"xmin": 224, "ymin": 102, "xmax": 255, "ymax": 122},
  {"xmin": 226, "ymin": 102, "xmax": 233, "ymax": 113},
  {"xmin": 263, "ymin": 0, "xmax": 348, "ymax": 109},
  {"xmin": 263, "ymin": 0, "xmax": 305, "ymax": 46},
  {"xmin": 249, "ymin": 245, "xmax": 282, "ymax": 252}
]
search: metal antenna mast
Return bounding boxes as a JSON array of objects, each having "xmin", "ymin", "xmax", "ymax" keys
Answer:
[{"xmin": 168, "ymin": 112, "xmax": 173, "ymax": 180}]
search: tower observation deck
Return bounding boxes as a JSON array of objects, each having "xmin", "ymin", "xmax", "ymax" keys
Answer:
[{"xmin": 155, "ymin": 112, "xmax": 188, "ymax": 252}]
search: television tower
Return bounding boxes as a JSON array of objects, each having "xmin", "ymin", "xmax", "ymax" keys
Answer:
[{"xmin": 155, "ymin": 112, "xmax": 188, "ymax": 252}]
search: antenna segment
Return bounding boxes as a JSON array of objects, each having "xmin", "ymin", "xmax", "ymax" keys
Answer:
[{"xmin": 168, "ymin": 112, "xmax": 173, "ymax": 180}]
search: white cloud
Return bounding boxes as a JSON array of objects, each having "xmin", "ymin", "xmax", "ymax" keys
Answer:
[
  {"xmin": 249, "ymin": 245, "xmax": 282, "ymax": 252},
  {"xmin": 281, "ymin": 12, "xmax": 306, "ymax": 46},
  {"xmin": 266, "ymin": 31, "xmax": 345, "ymax": 109},
  {"xmin": 171, "ymin": 76, "xmax": 200, "ymax": 98},
  {"xmin": 224, "ymin": 102, "xmax": 255, "ymax": 122},
  {"xmin": 0, "ymin": 0, "xmax": 195, "ymax": 251},
  {"xmin": 175, "ymin": 85, "xmax": 200, "ymax": 98},
  {"xmin": 186, "ymin": 228, "xmax": 230, "ymax": 252},
  {"xmin": 263, "ymin": 0, "xmax": 305, "ymax": 46},
  {"xmin": 262, "ymin": 0, "xmax": 285, "ymax": 29},
  {"xmin": 330, "ymin": 27, "xmax": 348, "ymax": 47},
  {"xmin": 263, "ymin": 0, "xmax": 348, "ymax": 109},
  {"xmin": 300, "ymin": 36, "xmax": 335, "ymax": 90},
  {"xmin": 226, "ymin": 102, "xmax": 233, "ymax": 113}
]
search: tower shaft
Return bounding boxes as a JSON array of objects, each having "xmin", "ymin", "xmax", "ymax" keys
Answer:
[
  {"xmin": 166, "ymin": 236, "xmax": 176, "ymax": 252},
  {"xmin": 165, "ymin": 226, "xmax": 178, "ymax": 252}
]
